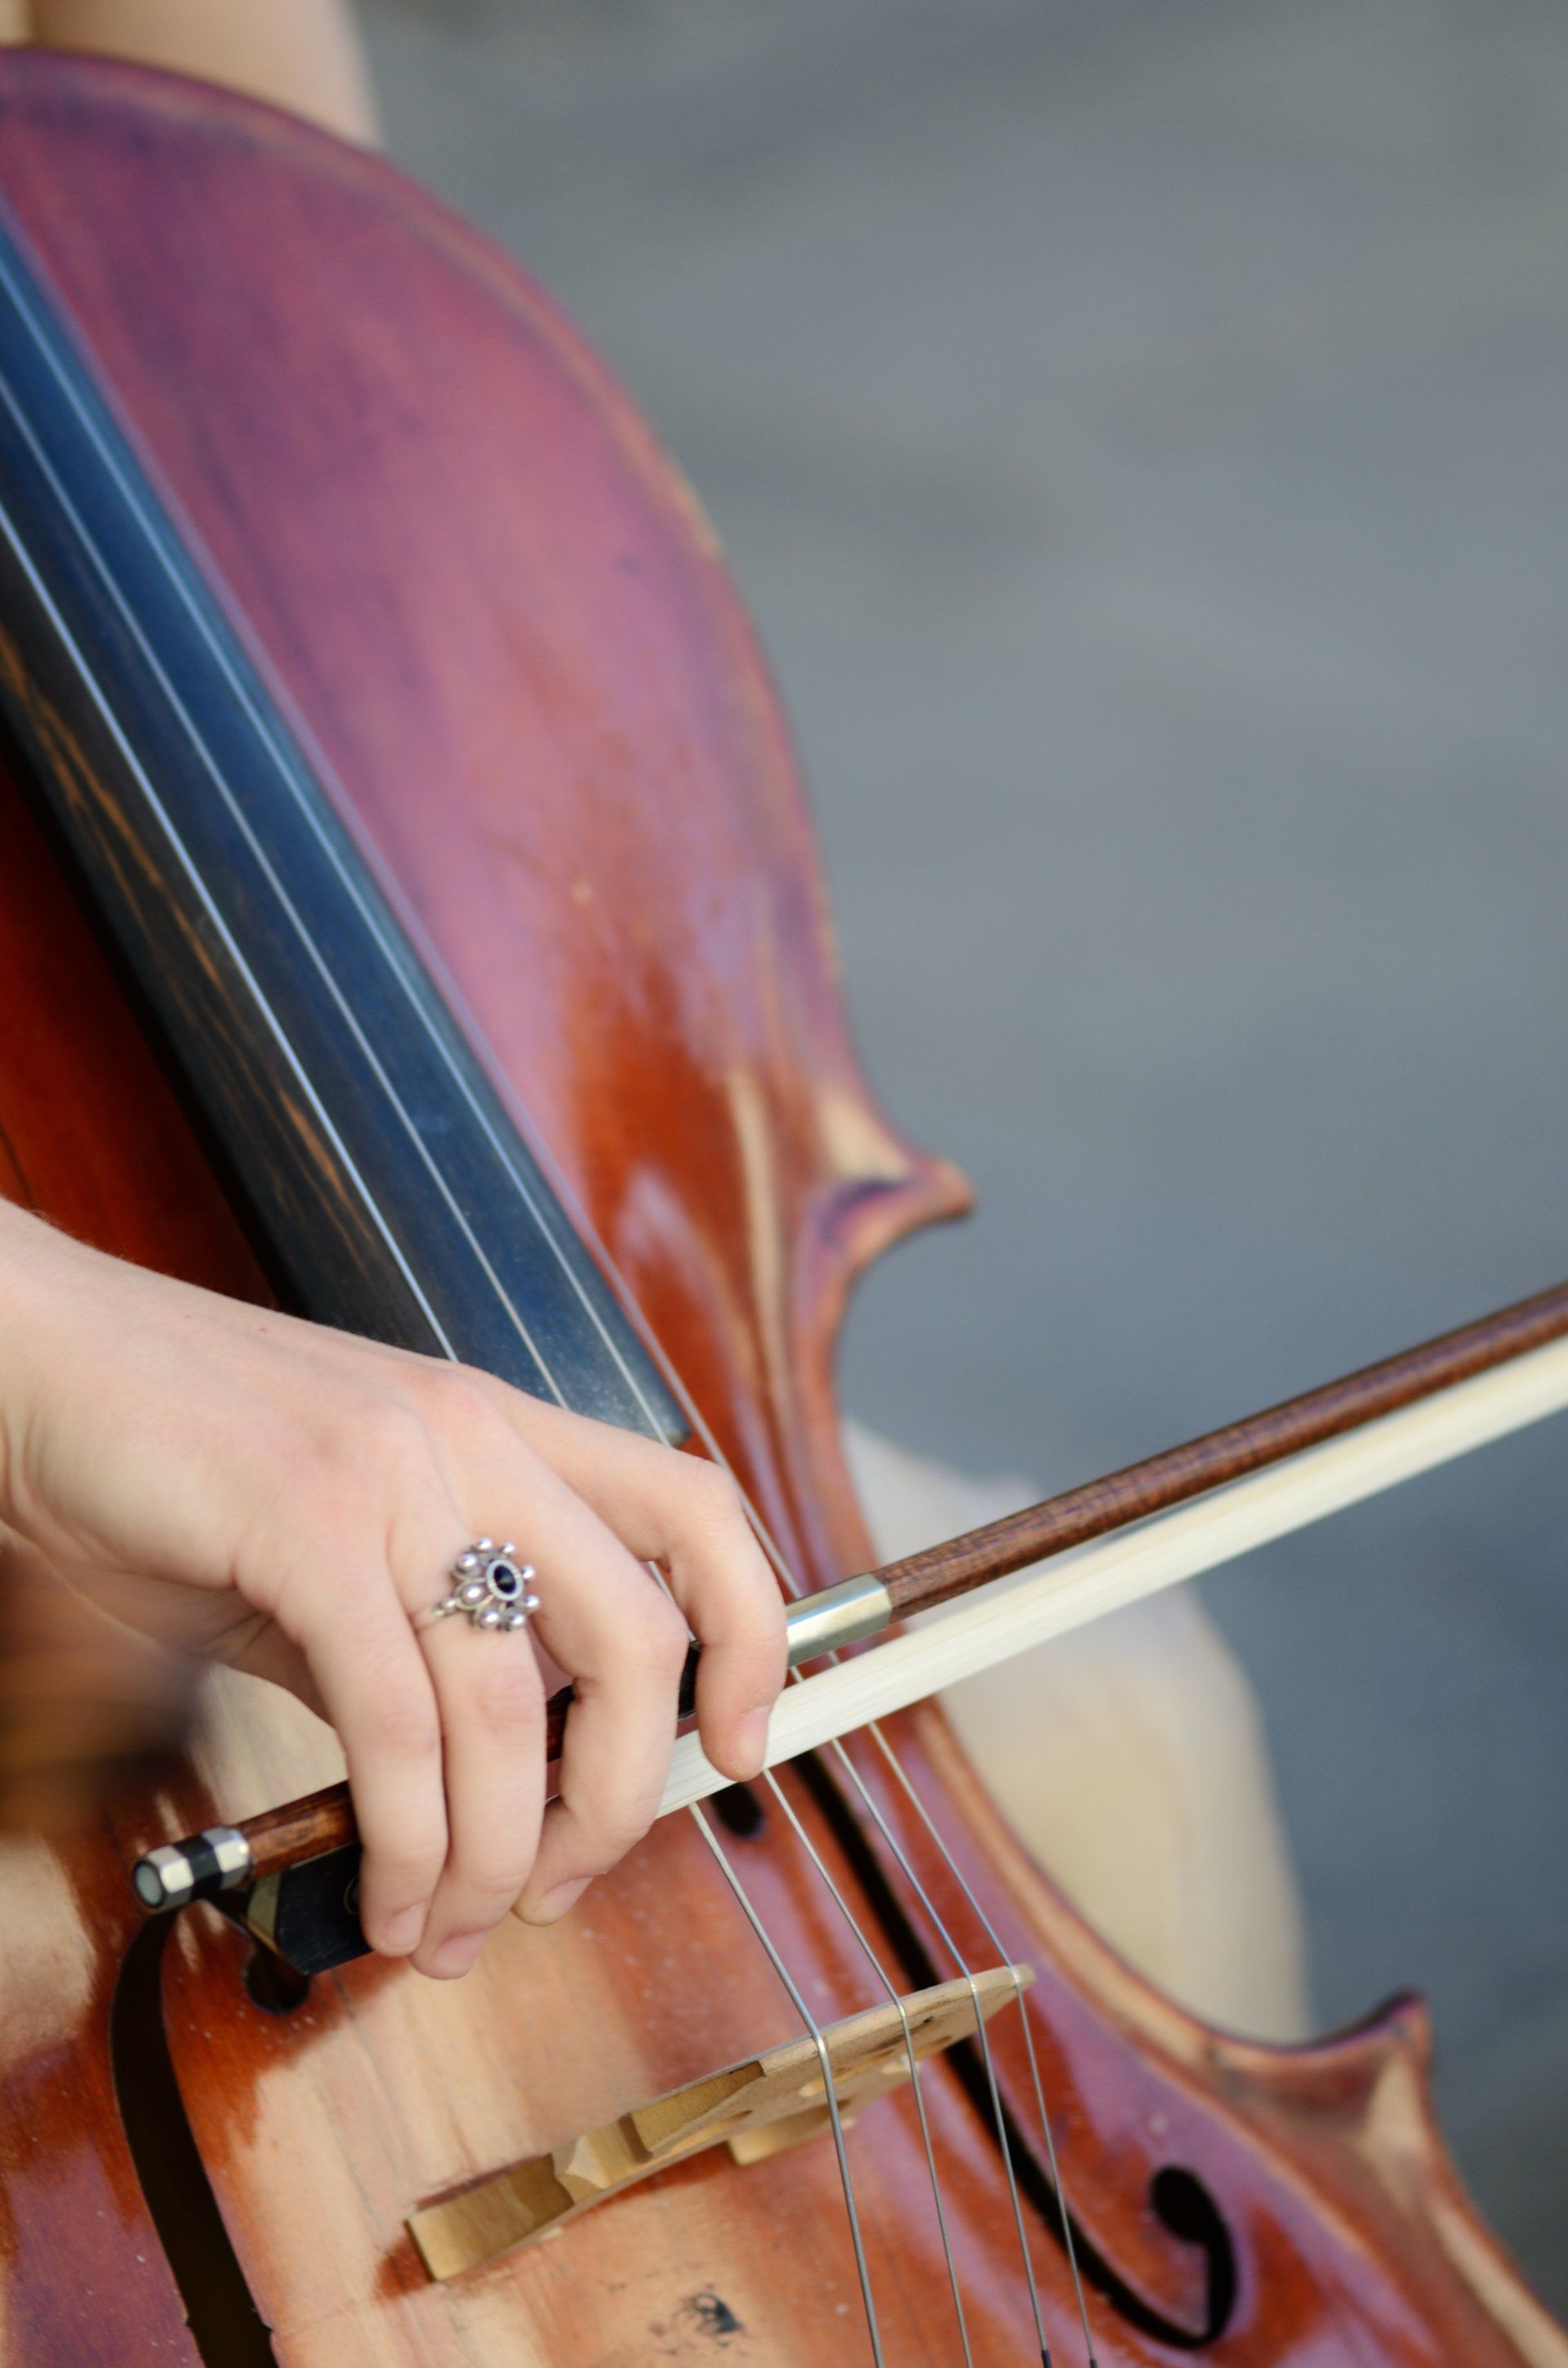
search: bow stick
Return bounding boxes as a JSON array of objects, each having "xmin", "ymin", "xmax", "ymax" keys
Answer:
[{"xmin": 134, "ymin": 1275, "xmax": 1568, "ymax": 1914}]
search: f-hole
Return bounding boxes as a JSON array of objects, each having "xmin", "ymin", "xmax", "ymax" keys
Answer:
[{"xmin": 109, "ymin": 1914, "xmax": 278, "ymax": 2367}]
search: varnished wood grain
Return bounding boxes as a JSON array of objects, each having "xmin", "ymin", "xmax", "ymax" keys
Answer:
[{"xmin": 0, "ymin": 48, "xmax": 1559, "ymax": 2368}]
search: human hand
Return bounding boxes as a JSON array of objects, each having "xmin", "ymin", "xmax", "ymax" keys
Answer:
[{"xmin": 0, "ymin": 1202, "xmax": 786, "ymax": 1976}]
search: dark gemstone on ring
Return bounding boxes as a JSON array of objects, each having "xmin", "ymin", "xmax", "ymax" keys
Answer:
[{"xmin": 489, "ymin": 1559, "xmax": 521, "ymax": 1599}]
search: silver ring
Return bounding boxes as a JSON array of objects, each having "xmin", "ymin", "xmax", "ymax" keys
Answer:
[{"xmin": 414, "ymin": 1539, "xmax": 541, "ymax": 1635}]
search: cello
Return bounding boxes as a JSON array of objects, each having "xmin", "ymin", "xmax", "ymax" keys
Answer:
[{"xmin": 0, "ymin": 43, "xmax": 1562, "ymax": 2366}]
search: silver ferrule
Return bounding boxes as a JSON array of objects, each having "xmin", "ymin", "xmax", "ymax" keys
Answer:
[{"xmin": 785, "ymin": 1572, "xmax": 893, "ymax": 1666}]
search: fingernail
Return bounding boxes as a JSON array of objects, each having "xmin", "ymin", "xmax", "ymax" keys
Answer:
[
  {"xmin": 737, "ymin": 1707, "xmax": 772, "ymax": 1775},
  {"xmin": 379, "ymin": 1904, "xmax": 425, "ymax": 1955},
  {"xmin": 428, "ymin": 1929, "xmax": 488, "ymax": 1979},
  {"xmin": 519, "ymin": 1876, "xmax": 589, "ymax": 1926}
]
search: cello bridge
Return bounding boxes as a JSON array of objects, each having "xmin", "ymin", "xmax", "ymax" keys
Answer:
[{"xmin": 408, "ymin": 1961, "xmax": 1032, "ymax": 2281}]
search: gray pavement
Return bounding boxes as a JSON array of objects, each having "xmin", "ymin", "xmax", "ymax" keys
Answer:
[{"xmin": 361, "ymin": 0, "xmax": 1568, "ymax": 2308}]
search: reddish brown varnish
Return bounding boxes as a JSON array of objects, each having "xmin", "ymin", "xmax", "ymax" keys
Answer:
[{"xmin": 0, "ymin": 51, "xmax": 1560, "ymax": 2368}]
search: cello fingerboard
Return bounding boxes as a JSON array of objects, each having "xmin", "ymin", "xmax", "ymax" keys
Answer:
[{"xmin": 0, "ymin": 203, "xmax": 684, "ymax": 1440}]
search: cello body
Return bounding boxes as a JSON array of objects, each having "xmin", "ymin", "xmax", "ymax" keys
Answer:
[{"xmin": 0, "ymin": 50, "xmax": 1557, "ymax": 2367}]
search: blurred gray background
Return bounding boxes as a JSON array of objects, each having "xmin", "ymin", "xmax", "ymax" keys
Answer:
[{"xmin": 359, "ymin": 0, "xmax": 1568, "ymax": 2308}]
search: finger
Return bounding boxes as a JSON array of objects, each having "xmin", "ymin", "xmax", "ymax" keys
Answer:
[
  {"xmin": 493, "ymin": 1479, "xmax": 689, "ymax": 1924},
  {"xmin": 637, "ymin": 1460, "xmax": 785, "ymax": 1782},
  {"xmin": 290, "ymin": 1573, "xmax": 447, "ymax": 1960},
  {"xmin": 471, "ymin": 1394, "xmax": 785, "ymax": 1783},
  {"xmin": 408, "ymin": 1608, "xmax": 546, "ymax": 1980}
]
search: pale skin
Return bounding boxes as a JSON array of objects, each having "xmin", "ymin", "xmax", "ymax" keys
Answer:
[{"xmin": 0, "ymin": 1200, "xmax": 787, "ymax": 1977}]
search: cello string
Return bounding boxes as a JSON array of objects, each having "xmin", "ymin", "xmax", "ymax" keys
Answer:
[
  {"xmin": 626, "ymin": 1522, "xmax": 969, "ymax": 2359},
  {"xmin": 866, "ymin": 1726, "xmax": 1098, "ymax": 2368},
  {"xmin": 624, "ymin": 1551, "xmax": 969, "ymax": 2359},
  {"xmin": 0, "ymin": 228, "xmax": 698, "ymax": 1439},
  {"xmin": 0, "ymin": 354, "xmax": 581, "ymax": 1411},
  {"xmin": 559, "ymin": 1256, "xmax": 1094, "ymax": 2368},
  {"xmin": 822, "ymin": 1740, "xmax": 1054, "ymax": 2368},
  {"xmin": 604, "ymin": 1346, "xmax": 1085, "ymax": 2367},
  {"xmin": 0, "ymin": 260, "xmax": 1076, "ymax": 2354},
  {"xmin": 0, "ymin": 507, "xmax": 464, "ymax": 1371},
  {"xmin": 539, "ymin": 1278, "xmax": 1097, "ymax": 2366},
  {"xmin": 762, "ymin": 1771, "xmax": 976, "ymax": 2368},
  {"xmin": 689, "ymin": 1803, "xmax": 887, "ymax": 2368},
  {"xmin": 521, "ymin": 1211, "xmax": 1093, "ymax": 2366}
]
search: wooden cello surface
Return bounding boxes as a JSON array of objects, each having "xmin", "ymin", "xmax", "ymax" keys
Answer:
[{"xmin": 0, "ymin": 48, "xmax": 1560, "ymax": 2366}]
